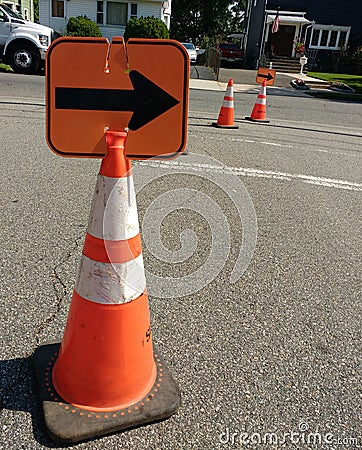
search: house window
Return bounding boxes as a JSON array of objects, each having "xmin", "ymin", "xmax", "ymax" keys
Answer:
[
  {"xmin": 107, "ymin": 2, "xmax": 127, "ymax": 25},
  {"xmin": 3, "ymin": 1, "xmax": 15, "ymax": 10},
  {"xmin": 97, "ymin": 1, "xmax": 137, "ymax": 25},
  {"xmin": 338, "ymin": 31, "xmax": 347, "ymax": 48},
  {"xmin": 52, "ymin": 0, "xmax": 64, "ymax": 17},
  {"xmin": 311, "ymin": 29, "xmax": 319, "ymax": 46},
  {"xmin": 97, "ymin": 1, "xmax": 103, "ymax": 24},
  {"xmin": 329, "ymin": 30, "xmax": 338, "ymax": 47},
  {"xmin": 130, "ymin": 3, "xmax": 137, "ymax": 19},
  {"xmin": 309, "ymin": 25, "xmax": 350, "ymax": 50},
  {"xmin": 23, "ymin": 7, "xmax": 29, "ymax": 20},
  {"xmin": 320, "ymin": 30, "xmax": 329, "ymax": 47}
]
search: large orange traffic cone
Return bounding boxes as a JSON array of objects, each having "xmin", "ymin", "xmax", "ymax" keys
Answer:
[
  {"xmin": 212, "ymin": 78, "xmax": 239, "ymax": 128},
  {"xmin": 34, "ymin": 131, "xmax": 180, "ymax": 444},
  {"xmin": 245, "ymin": 80, "xmax": 270, "ymax": 123}
]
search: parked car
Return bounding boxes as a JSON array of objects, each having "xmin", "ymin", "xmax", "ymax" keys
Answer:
[
  {"xmin": 217, "ymin": 43, "xmax": 244, "ymax": 67},
  {"xmin": 0, "ymin": 2, "xmax": 54, "ymax": 74},
  {"xmin": 181, "ymin": 42, "xmax": 197, "ymax": 64}
]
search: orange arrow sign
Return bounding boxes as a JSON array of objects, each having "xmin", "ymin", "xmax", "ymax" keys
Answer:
[
  {"xmin": 46, "ymin": 37, "xmax": 189, "ymax": 159},
  {"xmin": 256, "ymin": 67, "xmax": 276, "ymax": 86}
]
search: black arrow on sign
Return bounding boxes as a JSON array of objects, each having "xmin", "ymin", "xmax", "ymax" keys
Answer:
[
  {"xmin": 258, "ymin": 72, "xmax": 274, "ymax": 81},
  {"xmin": 55, "ymin": 70, "xmax": 180, "ymax": 131}
]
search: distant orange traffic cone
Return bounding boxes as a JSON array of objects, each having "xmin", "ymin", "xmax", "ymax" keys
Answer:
[
  {"xmin": 212, "ymin": 78, "xmax": 239, "ymax": 128},
  {"xmin": 34, "ymin": 131, "xmax": 180, "ymax": 444},
  {"xmin": 245, "ymin": 80, "xmax": 270, "ymax": 123}
]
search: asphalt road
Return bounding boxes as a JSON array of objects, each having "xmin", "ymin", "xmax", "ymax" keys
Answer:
[{"xmin": 1, "ymin": 71, "xmax": 361, "ymax": 449}]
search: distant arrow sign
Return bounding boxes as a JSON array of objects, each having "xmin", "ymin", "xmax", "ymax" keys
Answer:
[
  {"xmin": 55, "ymin": 70, "xmax": 180, "ymax": 131},
  {"xmin": 256, "ymin": 67, "xmax": 276, "ymax": 86},
  {"xmin": 258, "ymin": 72, "xmax": 274, "ymax": 81}
]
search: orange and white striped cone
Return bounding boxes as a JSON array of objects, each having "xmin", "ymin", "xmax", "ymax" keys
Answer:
[
  {"xmin": 212, "ymin": 78, "xmax": 239, "ymax": 129},
  {"xmin": 245, "ymin": 80, "xmax": 270, "ymax": 123},
  {"xmin": 34, "ymin": 131, "xmax": 180, "ymax": 444}
]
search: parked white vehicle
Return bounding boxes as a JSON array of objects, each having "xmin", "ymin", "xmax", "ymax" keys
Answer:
[
  {"xmin": 181, "ymin": 42, "xmax": 197, "ymax": 64},
  {"xmin": 0, "ymin": 3, "xmax": 54, "ymax": 74}
]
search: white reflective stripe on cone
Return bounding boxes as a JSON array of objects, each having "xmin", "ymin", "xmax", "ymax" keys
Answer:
[
  {"xmin": 76, "ymin": 253, "xmax": 146, "ymax": 304},
  {"xmin": 221, "ymin": 100, "xmax": 234, "ymax": 108},
  {"xmin": 87, "ymin": 175, "xmax": 139, "ymax": 241},
  {"xmin": 255, "ymin": 97, "xmax": 267, "ymax": 105}
]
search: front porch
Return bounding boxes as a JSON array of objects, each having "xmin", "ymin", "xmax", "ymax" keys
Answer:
[{"xmin": 264, "ymin": 10, "xmax": 312, "ymax": 58}]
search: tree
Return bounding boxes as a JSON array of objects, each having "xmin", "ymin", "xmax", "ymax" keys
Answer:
[
  {"xmin": 169, "ymin": 0, "xmax": 200, "ymax": 43},
  {"xmin": 170, "ymin": 0, "xmax": 246, "ymax": 46},
  {"xmin": 228, "ymin": 1, "xmax": 246, "ymax": 33}
]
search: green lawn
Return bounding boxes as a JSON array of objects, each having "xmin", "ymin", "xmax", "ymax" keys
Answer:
[{"xmin": 307, "ymin": 72, "xmax": 362, "ymax": 94}]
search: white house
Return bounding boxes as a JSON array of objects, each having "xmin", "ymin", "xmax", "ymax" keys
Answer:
[{"xmin": 39, "ymin": 0, "xmax": 171, "ymax": 39}]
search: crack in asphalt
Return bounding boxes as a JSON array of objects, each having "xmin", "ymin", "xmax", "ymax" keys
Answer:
[
  {"xmin": 0, "ymin": 233, "xmax": 84, "ymax": 411},
  {"xmin": 33, "ymin": 234, "xmax": 84, "ymax": 345}
]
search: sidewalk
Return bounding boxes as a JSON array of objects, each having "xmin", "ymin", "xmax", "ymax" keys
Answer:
[
  {"xmin": 189, "ymin": 78, "xmax": 257, "ymax": 92},
  {"xmin": 190, "ymin": 65, "xmax": 328, "ymax": 93}
]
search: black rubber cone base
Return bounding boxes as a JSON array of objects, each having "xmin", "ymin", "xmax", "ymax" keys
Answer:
[
  {"xmin": 34, "ymin": 342, "xmax": 180, "ymax": 444},
  {"xmin": 211, "ymin": 122, "xmax": 239, "ymax": 129},
  {"xmin": 244, "ymin": 116, "xmax": 270, "ymax": 123}
]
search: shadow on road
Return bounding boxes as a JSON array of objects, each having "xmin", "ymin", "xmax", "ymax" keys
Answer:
[{"xmin": 0, "ymin": 356, "xmax": 60, "ymax": 448}]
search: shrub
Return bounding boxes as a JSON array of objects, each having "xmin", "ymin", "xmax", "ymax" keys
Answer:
[
  {"xmin": 345, "ymin": 46, "xmax": 362, "ymax": 74},
  {"xmin": 66, "ymin": 16, "xmax": 102, "ymax": 37},
  {"xmin": 124, "ymin": 16, "xmax": 169, "ymax": 41}
]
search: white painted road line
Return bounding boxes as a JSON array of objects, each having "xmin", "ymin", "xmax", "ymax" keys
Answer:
[
  {"xmin": 189, "ymin": 134, "xmax": 361, "ymax": 159},
  {"xmin": 139, "ymin": 160, "xmax": 362, "ymax": 192},
  {"xmin": 230, "ymin": 137, "xmax": 361, "ymax": 158}
]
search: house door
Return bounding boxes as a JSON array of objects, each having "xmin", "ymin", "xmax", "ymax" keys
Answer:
[{"xmin": 270, "ymin": 25, "xmax": 295, "ymax": 56}]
